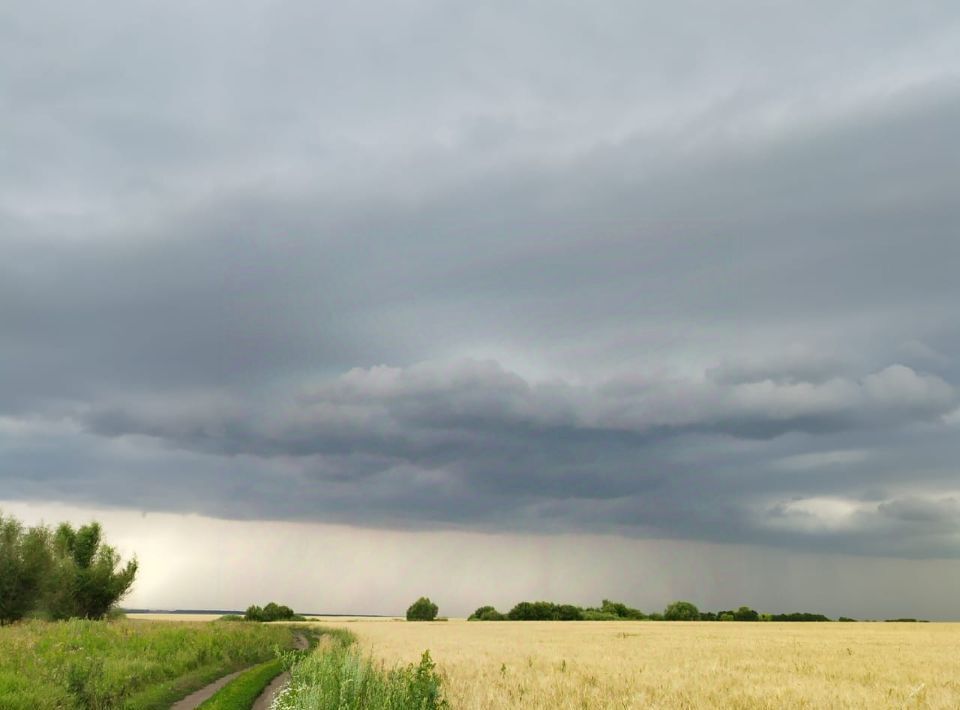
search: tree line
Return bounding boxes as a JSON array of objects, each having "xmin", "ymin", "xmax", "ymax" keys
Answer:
[
  {"xmin": 467, "ymin": 599, "xmax": 836, "ymax": 622},
  {"xmin": 0, "ymin": 511, "xmax": 137, "ymax": 624}
]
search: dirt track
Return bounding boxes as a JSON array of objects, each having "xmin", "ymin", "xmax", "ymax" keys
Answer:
[
  {"xmin": 170, "ymin": 632, "xmax": 309, "ymax": 710},
  {"xmin": 169, "ymin": 670, "xmax": 245, "ymax": 710}
]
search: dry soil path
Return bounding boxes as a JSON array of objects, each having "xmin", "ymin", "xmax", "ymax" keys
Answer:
[{"xmin": 169, "ymin": 632, "xmax": 309, "ymax": 710}]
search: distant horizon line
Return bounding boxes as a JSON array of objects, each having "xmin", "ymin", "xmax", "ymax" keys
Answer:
[{"xmin": 121, "ymin": 608, "xmax": 398, "ymax": 617}]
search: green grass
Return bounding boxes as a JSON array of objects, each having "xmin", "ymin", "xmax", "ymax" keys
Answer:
[
  {"xmin": 272, "ymin": 641, "xmax": 448, "ymax": 710},
  {"xmin": 196, "ymin": 657, "xmax": 285, "ymax": 709},
  {"xmin": 0, "ymin": 619, "xmax": 295, "ymax": 709}
]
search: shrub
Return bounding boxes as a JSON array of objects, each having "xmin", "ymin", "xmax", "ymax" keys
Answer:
[
  {"xmin": 468, "ymin": 606, "xmax": 506, "ymax": 621},
  {"xmin": 406, "ymin": 597, "xmax": 439, "ymax": 621},
  {"xmin": 468, "ymin": 605, "xmax": 496, "ymax": 620},
  {"xmin": 663, "ymin": 601, "xmax": 700, "ymax": 621}
]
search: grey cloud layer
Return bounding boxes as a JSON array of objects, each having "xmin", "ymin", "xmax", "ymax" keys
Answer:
[
  {"xmin": 85, "ymin": 360, "xmax": 956, "ymax": 456},
  {"xmin": 3, "ymin": 0, "xmax": 960, "ymax": 557}
]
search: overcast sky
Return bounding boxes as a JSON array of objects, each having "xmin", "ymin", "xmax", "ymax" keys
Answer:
[{"xmin": 3, "ymin": 0, "xmax": 960, "ymax": 617}]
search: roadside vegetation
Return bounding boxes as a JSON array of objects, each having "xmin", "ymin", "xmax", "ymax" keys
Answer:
[
  {"xmin": 467, "ymin": 598, "xmax": 839, "ymax": 622},
  {"xmin": 272, "ymin": 632, "xmax": 447, "ymax": 710},
  {"xmin": 0, "ymin": 619, "xmax": 295, "ymax": 710}
]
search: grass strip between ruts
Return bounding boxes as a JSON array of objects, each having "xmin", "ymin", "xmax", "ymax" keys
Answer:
[
  {"xmin": 123, "ymin": 660, "xmax": 258, "ymax": 710},
  {"xmin": 196, "ymin": 657, "xmax": 286, "ymax": 710}
]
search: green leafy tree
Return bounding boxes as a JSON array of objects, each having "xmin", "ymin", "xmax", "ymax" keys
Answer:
[
  {"xmin": 0, "ymin": 515, "xmax": 52, "ymax": 624},
  {"xmin": 0, "ymin": 513, "xmax": 136, "ymax": 623},
  {"xmin": 479, "ymin": 608, "xmax": 506, "ymax": 620},
  {"xmin": 734, "ymin": 606, "xmax": 760, "ymax": 621},
  {"xmin": 663, "ymin": 600, "xmax": 700, "ymax": 621},
  {"xmin": 557, "ymin": 604, "xmax": 584, "ymax": 621},
  {"xmin": 407, "ymin": 596, "xmax": 439, "ymax": 621},
  {"xmin": 46, "ymin": 522, "xmax": 138, "ymax": 620},
  {"xmin": 508, "ymin": 601, "xmax": 559, "ymax": 620},
  {"xmin": 599, "ymin": 599, "xmax": 646, "ymax": 620}
]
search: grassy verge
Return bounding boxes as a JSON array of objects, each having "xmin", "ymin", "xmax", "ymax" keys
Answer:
[
  {"xmin": 0, "ymin": 619, "xmax": 294, "ymax": 709},
  {"xmin": 272, "ymin": 640, "xmax": 448, "ymax": 710}
]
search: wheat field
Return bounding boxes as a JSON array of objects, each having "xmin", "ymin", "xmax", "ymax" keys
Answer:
[{"xmin": 313, "ymin": 618, "xmax": 960, "ymax": 709}]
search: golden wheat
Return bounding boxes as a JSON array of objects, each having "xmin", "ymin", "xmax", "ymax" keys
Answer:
[{"xmin": 311, "ymin": 618, "xmax": 960, "ymax": 709}]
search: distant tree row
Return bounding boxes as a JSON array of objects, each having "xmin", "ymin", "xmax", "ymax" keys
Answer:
[
  {"xmin": 0, "ymin": 511, "xmax": 137, "ymax": 624},
  {"xmin": 468, "ymin": 599, "xmax": 646, "ymax": 622},
  {"xmin": 243, "ymin": 602, "xmax": 304, "ymax": 622},
  {"xmin": 468, "ymin": 599, "xmax": 839, "ymax": 622}
]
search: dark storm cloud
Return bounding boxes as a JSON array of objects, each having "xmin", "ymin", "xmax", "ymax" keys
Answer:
[{"xmin": 2, "ymin": 0, "xmax": 960, "ymax": 556}]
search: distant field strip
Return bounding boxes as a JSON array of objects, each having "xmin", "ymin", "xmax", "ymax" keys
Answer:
[
  {"xmin": 327, "ymin": 618, "xmax": 960, "ymax": 709},
  {"xmin": 0, "ymin": 619, "xmax": 294, "ymax": 710}
]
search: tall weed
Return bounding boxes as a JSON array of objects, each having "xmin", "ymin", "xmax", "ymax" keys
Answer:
[{"xmin": 273, "ymin": 645, "xmax": 447, "ymax": 710}]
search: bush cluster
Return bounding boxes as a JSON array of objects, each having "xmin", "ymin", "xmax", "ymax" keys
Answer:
[
  {"xmin": 0, "ymin": 511, "xmax": 137, "ymax": 624},
  {"xmin": 242, "ymin": 602, "xmax": 303, "ymax": 622},
  {"xmin": 406, "ymin": 597, "xmax": 439, "ymax": 621}
]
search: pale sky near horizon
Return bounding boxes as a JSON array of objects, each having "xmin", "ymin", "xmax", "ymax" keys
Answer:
[{"xmin": 3, "ymin": 1, "xmax": 960, "ymax": 617}]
